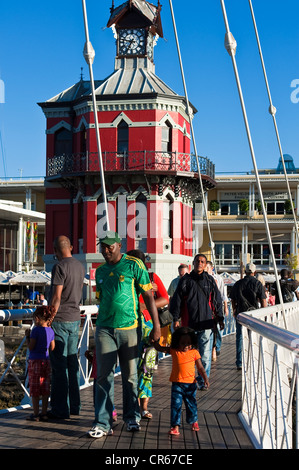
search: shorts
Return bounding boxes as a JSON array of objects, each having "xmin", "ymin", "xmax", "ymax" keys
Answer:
[{"xmin": 28, "ymin": 359, "xmax": 51, "ymax": 397}]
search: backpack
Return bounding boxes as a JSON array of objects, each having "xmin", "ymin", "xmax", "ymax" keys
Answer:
[
  {"xmin": 141, "ymin": 345, "xmax": 158, "ymax": 379},
  {"xmin": 280, "ymin": 280, "xmax": 293, "ymax": 303}
]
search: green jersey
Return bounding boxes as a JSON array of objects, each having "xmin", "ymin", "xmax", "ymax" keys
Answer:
[{"xmin": 95, "ymin": 254, "xmax": 152, "ymax": 329}]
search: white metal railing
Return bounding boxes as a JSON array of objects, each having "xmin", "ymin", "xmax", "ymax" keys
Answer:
[{"xmin": 238, "ymin": 302, "xmax": 299, "ymax": 449}]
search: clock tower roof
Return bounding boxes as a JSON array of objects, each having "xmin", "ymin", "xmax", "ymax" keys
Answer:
[{"xmin": 107, "ymin": 0, "xmax": 163, "ymax": 38}]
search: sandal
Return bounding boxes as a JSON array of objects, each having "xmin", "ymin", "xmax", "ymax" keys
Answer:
[
  {"xmin": 169, "ymin": 427, "xmax": 180, "ymax": 435},
  {"xmin": 191, "ymin": 422, "xmax": 200, "ymax": 431},
  {"xmin": 26, "ymin": 414, "xmax": 39, "ymax": 421},
  {"xmin": 141, "ymin": 410, "xmax": 153, "ymax": 419},
  {"xmin": 39, "ymin": 414, "xmax": 49, "ymax": 422}
]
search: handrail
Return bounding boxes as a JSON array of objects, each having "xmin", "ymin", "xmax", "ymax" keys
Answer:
[{"xmin": 237, "ymin": 303, "xmax": 299, "ymax": 449}]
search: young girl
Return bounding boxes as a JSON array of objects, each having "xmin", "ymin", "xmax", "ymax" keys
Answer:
[
  {"xmin": 155, "ymin": 326, "xmax": 209, "ymax": 435},
  {"xmin": 25, "ymin": 305, "xmax": 56, "ymax": 421}
]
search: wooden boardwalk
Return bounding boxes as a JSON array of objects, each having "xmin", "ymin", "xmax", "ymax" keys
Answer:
[{"xmin": 0, "ymin": 334, "xmax": 253, "ymax": 451}]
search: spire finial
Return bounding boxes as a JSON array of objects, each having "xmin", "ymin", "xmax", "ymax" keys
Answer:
[{"xmin": 80, "ymin": 67, "xmax": 84, "ymax": 81}]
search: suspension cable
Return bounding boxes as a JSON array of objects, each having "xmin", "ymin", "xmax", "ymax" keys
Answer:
[
  {"xmin": 82, "ymin": 0, "xmax": 110, "ymax": 231},
  {"xmin": 248, "ymin": 0, "xmax": 299, "ymax": 258},
  {"xmin": 220, "ymin": 0, "xmax": 287, "ymax": 328},
  {"xmin": 168, "ymin": 0, "xmax": 217, "ymax": 271}
]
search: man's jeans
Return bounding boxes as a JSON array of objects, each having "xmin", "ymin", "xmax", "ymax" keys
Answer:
[
  {"xmin": 235, "ymin": 319, "xmax": 242, "ymax": 368},
  {"xmin": 170, "ymin": 382, "xmax": 197, "ymax": 427},
  {"xmin": 50, "ymin": 320, "xmax": 81, "ymax": 418},
  {"xmin": 93, "ymin": 326, "xmax": 141, "ymax": 432},
  {"xmin": 196, "ymin": 329, "xmax": 213, "ymax": 387}
]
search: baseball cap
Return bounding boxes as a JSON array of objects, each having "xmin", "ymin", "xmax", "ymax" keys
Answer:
[
  {"xmin": 99, "ymin": 231, "xmax": 121, "ymax": 246},
  {"xmin": 245, "ymin": 262, "xmax": 256, "ymax": 273}
]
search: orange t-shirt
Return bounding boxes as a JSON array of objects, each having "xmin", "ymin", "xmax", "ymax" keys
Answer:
[{"xmin": 169, "ymin": 348, "xmax": 201, "ymax": 383}]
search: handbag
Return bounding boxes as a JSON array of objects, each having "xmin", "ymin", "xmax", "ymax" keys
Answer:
[
  {"xmin": 149, "ymin": 271, "xmax": 173, "ymax": 327},
  {"xmin": 158, "ymin": 306, "xmax": 173, "ymax": 327}
]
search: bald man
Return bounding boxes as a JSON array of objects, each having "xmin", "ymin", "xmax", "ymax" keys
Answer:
[{"xmin": 48, "ymin": 235, "xmax": 85, "ymax": 419}]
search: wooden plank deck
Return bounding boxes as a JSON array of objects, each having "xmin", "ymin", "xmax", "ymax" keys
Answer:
[{"xmin": 0, "ymin": 334, "xmax": 254, "ymax": 451}]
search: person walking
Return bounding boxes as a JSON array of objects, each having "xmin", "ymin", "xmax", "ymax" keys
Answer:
[
  {"xmin": 206, "ymin": 260, "xmax": 229, "ymax": 361},
  {"xmin": 127, "ymin": 249, "xmax": 168, "ymax": 420},
  {"xmin": 271, "ymin": 269, "xmax": 299, "ymax": 303},
  {"xmin": 25, "ymin": 305, "xmax": 55, "ymax": 421},
  {"xmin": 154, "ymin": 326, "xmax": 209, "ymax": 435},
  {"xmin": 229, "ymin": 263, "xmax": 267, "ymax": 370},
  {"xmin": 88, "ymin": 231, "xmax": 160, "ymax": 439},
  {"xmin": 169, "ymin": 253, "xmax": 224, "ymax": 390},
  {"xmin": 48, "ymin": 235, "xmax": 85, "ymax": 419},
  {"xmin": 168, "ymin": 264, "xmax": 189, "ymax": 300}
]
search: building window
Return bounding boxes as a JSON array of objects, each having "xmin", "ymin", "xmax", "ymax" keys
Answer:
[
  {"xmin": 80, "ymin": 124, "xmax": 87, "ymax": 154},
  {"xmin": 266, "ymin": 201, "xmax": 285, "ymax": 215},
  {"xmin": 135, "ymin": 194, "xmax": 147, "ymax": 252},
  {"xmin": 215, "ymin": 242, "xmax": 290, "ymax": 266},
  {"xmin": 54, "ymin": 128, "xmax": 72, "ymax": 156},
  {"xmin": 161, "ymin": 121, "xmax": 172, "ymax": 153},
  {"xmin": 220, "ymin": 202, "xmax": 239, "ymax": 215},
  {"xmin": 117, "ymin": 120, "xmax": 128, "ymax": 154},
  {"xmin": 0, "ymin": 223, "xmax": 18, "ymax": 272},
  {"xmin": 116, "ymin": 194, "xmax": 127, "ymax": 252}
]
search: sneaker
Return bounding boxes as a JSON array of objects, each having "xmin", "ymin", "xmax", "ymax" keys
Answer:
[
  {"xmin": 87, "ymin": 425, "xmax": 113, "ymax": 439},
  {"xmin": 126, "ymin": 420, "xmax": 141, "ymax": 432}
]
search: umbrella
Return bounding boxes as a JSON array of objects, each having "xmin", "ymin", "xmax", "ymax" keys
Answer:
[{"xmin": 9, "ymin": 270, "xmax": 51, "ymax": 285}]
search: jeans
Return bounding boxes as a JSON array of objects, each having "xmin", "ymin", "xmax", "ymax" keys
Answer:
[
  {"xmin": 49, "ymin": 320, "xmax": 81, "ymax": 418},
  {"xmin": 170, "ymin": 382, "xmax": 198, "ymax": 427},
  {"xmin": 93, "ymin": 326, "xmax": 141, "ymax": 432},
  {"xmin": 235, "ymin": 319, "xmax": 242, "ymax": 368},
  {"xmin": 196, "ymin": 329, "xmax": 213, "ymax": 387},
  {"xmin": 215, "ymin": 323, "xmax": 223, "ymax": 353}
]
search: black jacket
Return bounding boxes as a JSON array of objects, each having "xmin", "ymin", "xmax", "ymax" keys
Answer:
[{"xmin": 169, "ymin": 271, "xmax": 224, "ymax": 331}]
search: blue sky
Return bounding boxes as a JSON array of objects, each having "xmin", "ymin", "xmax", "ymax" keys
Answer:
[{"xmin": 0, "ymin": 0, "xmax": 298, "ymax": 178}]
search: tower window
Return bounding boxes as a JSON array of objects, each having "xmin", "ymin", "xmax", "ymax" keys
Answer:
[
  {"xmin": 54, "ymin": 128, "xmax": 72, "ymax": 156},
  {"xmin": 161, "ymin": 121, "xmax": 172, "ymax": 153},
  {"xmin": 117, "ymin": 120, "xmax": 129, "ymax": 154}
]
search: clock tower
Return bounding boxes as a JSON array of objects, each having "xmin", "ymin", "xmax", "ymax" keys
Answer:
[{"xmin": 39, "ymin": 0, "xmax": 216, "ymax": 291}]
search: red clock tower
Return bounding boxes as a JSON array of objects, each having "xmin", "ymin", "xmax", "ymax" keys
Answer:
[{"xmin": 38, "ymin": 0, "xmax": 216, "ymax": 290}]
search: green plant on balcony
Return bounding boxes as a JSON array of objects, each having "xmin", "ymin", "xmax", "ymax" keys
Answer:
[
  {"xmin": 284, "ymin": 199, "xmax": 294, "ymax": 214},
  {"xmin": 209, "ymin": 200, "xmax": 220, "ymax": 214},
  {"xmin": 239, "ymin": 199, "xmax": 249, "ymax": 215},
  {"xmin": 255, "ymin": 200, "xmax": 262, "ymax": 214}
]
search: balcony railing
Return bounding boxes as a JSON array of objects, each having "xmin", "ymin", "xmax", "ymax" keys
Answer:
[{"xmin": 47, "ymin": 151, "xmax": 215, "ymax": 180}]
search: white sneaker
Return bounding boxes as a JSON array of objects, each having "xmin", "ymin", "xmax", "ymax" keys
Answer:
[
  {"xmin": 87, "ymin": 425, "xmax": 113, "ymax": 438},
  {"xmin": 126, "ymin": 420, "xmax": 141, "ymax": 432}
]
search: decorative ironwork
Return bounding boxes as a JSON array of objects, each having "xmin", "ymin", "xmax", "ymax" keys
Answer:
[{"xmin": 47, "ymin": 151, "xmax": 215, "ymax": 179}]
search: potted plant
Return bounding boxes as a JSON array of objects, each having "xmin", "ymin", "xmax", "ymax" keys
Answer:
[
  {"xmin": 239, "ymin": 199, "xmax": 249, "ymax": 215},
  {"xmin": 209, "ymin": 200, "xmax": 220, "ymax": 214}
]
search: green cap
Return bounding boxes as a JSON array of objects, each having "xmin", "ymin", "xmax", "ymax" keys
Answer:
[{"xmin": 99, "ymin": 231, "xmax": 121, "ymax": 246}]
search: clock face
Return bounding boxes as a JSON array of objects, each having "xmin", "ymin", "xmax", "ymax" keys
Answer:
[{"xmin": 118, "ymin": 28, "xmax": 146, "ymax": 56}]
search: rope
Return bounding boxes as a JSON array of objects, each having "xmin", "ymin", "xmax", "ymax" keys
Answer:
[
  {"xmin": 248, "ymin": 0, "xmax": 299, "ymax": 255},
  {"xmin": 168, "ymin": 0, "xmax": 217, "ymax": 271},
  {"xmin": 220, "ymin": 0, "xmax": 287, "ymax": 328},
  {"xmin": 81, "ymin": 0, "xmax": 110, "ymax": 231}
]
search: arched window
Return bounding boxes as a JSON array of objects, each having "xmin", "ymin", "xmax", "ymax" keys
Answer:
[
  {"xmin": 117, "ymin": 120, "xmax": 129, "ymax": 154},
  {"xmin": 54, "ymin": 128, "xmax": 72, "ymax": 156},
  {"xmin": 161, "ymin": 120, "xmax": 172, "ymax": 153},
  {"xmin": 163, "ymin": 195, "xmax": 173, "ymax": 240},
  {"xmin": 79, "ymin": 124, "xmax": 87, "ymax": 155},
  {"xmin": 135, "ymin": 193, "xmax": 147, "ymax": 252}
]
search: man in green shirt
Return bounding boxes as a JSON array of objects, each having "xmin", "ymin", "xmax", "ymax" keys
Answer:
[{"xmin": 88, "ymin": 231, "xmax": 160, "ymax": 439}]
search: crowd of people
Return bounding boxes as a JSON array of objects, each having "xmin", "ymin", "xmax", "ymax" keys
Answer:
[{"xmin": 24, "ymin": 232, "xmax": 299, "ymax": 436}]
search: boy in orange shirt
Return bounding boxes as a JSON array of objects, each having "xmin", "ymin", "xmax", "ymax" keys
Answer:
[{"xmin": 155, "ymin": 326, "xmax": 209, "ymax": 435}]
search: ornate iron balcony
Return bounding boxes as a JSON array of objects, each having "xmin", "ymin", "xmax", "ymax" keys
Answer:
[{"xmin": 47, "ymin": 151, "xmax": 215, "ymax": 180}]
